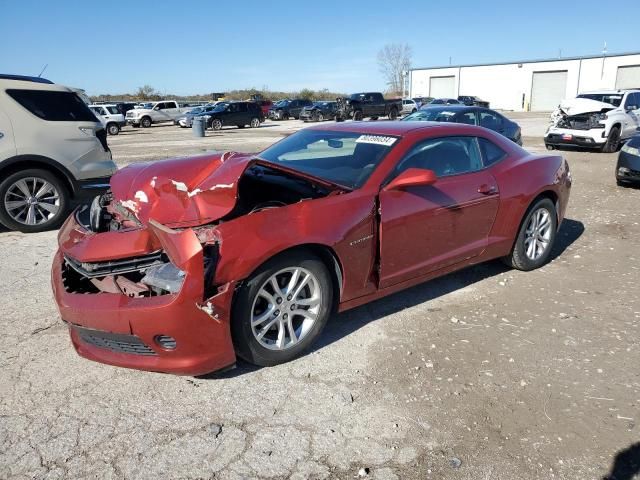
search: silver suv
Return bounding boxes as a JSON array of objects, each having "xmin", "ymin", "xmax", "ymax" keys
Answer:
[{"xmin": 0, "ymin": 75, "xmax": 117, "ymax": 232}]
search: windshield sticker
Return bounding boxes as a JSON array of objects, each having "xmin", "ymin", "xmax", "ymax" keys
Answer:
[{"xmin": 355, "ymin": 135, "xmax": 397, "ymax": 147}]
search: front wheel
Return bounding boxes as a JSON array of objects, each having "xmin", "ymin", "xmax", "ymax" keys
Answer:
[
  {"xmin": 107, "ymin": 123, "xmax": 120, "ymax": 135},
  {"xmin": 352, "ymin": 110, "xmax": 363, "ymax": 121},
  {"xmin": 250, "ymin": 117, "xmax": 260, "ymax": 128},
  {"xmin": 503, "ymin": 198, "xmax": 557, "ymax": 271},
  {"xmin": 0, "ymin": 168, "xmax": 69, "ymax": 233},
  {"xmin": 601, "ymin": 126, "xmax": 620, "ymax": 153},
  {"xmin": 140, "ymin": 117, "xmax": 152, "ymax": 128},
  {"xmin": 231, "ymin": 252, "xmax": 333, "ymax": 366},
  {"xmin": 211, "ymin": 119, "xmax": 223, "ymax": 130}
]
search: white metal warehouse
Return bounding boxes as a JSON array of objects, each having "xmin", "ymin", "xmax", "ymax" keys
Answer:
[{"xmin": 409, "ymin": 51, "xmax": 640, "ymax": 112}]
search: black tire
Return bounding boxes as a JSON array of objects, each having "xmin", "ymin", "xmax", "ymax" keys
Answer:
[
  {"xmin": 237, "ymin": 124, "xmax": 246, "ymax": 129},
  {"xmin": 388, "ymin": 108, "xmax": 398, "ymax": 120},
  {"xmin": 279, "ymin": 111, "xmax": 288, "ymax": 120},
  {"xmin": 316, "ymin": 112, "xmax": 324, "ymax": 122},
  {"xmin": 0, "ymin": 168, "xmax": 69, "ymax": 233},
  {"xmin": 411, "ymin": 108, "xmax": 417, "ymax": 113},
  {"xmin": 352, "ymin": 110, "xmax": 363, "ymax": 121},
  {"xmin": 370, "ymin": 116, "xmax": 378, "ymax": 121},
  {"xmin": 132, "ymin": 124, "xmax": 140, "ymax": 128},
  {"xmin": 231, "ymin": 251, "xmax": 334, "ymax": 367},
  {"xmin": 140, "ymin": 117, "xmax": 152, "ymax": 128},
  {"xmin": 545, "ymin": 144, "xmax": 555, "ymax": 151},
  {"xmin": 601, "ymin": 126, "xmax": 620, "ymax": 153},
  {"xmin": 250, "ymin": 117, "xmax": 260, "ymax": 128},
  {"xmin": 106, "ymin": 123, "xmax": 120, "ymax": 135},
  {"xmin": 503, "ymin": 198, "xmax": 557, "ymax": 271},
  {"xmin": 211, "ymin": 119, "xmax": 223, "ymax": 130}
]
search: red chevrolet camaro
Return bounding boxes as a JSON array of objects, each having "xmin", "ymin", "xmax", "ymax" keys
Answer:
[{"xmin": 52, "ymin": 122, "xmax": 571, "ymax": 375}]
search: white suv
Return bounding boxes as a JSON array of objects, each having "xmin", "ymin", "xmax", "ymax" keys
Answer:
[
  {"xmin": 0, "ymin": 75, "xmax": 117, "ymax": 232},
  {"xmin": 545, "ymin": 90, "xmax": 640, "ymax": 153},
  {"xmin": 89, "ymin": 104, "xmax": 125, "ymax": 135}
]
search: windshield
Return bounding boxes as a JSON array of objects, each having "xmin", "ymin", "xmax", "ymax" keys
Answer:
[
  {"xmin": 259, "ymin": 129, "xmax": 398, "ymax": 189},
  {"xmin": 212, "ymin": 103, "xmax": 228, "ymax": 112},
  {"xmin": 274, "ymin": 100, "xmax": 290, "ymax": 107},
  {"xmin": 577, "ymin": 93, "xmax": 623, "ymax": 107},
  {"xmin": 403, "ymin": 108, "xmax": 457, "ymax": 122},
  {"xmin": 349, "ymin": 94, "xmax": 365, "ymax": 101},
  {"xmin": 189, "ymin": 107, "xmax": 203, "ymax": 114}
]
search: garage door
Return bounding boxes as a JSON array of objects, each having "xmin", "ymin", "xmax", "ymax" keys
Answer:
[
  {"xmin": 429, "ymin": 76, "xmax": 455, "ymax": 98},
  {"xmin": 616, "ymin": 65, "xmax": 640, "ymax": 89},
  {"xmin": 530, "ymin": 71, "xmax": 568, "ymax": 111}
]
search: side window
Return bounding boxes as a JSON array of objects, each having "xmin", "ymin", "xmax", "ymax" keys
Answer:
[
  {"xmin": 478, "ymin": 138, "xmax": 507, "ymax": 167},
  {"xmin": 479, "ymin": 111, "xmax": 502, "ymax": 130},
  {"xmin": 157, "ymin": 103, "xmax": 166, "ymax": 110},
  {"xmin": 395, "ymin": 136, "xmax": 483, "ymax": 177},
  {"xmin": 6, "ymin": 89, "xmax": 98, "ymax": 122},
  {"xmin": 238, "ymin": 103, "xmax": 248, "ymax": 112},
  {"xmin": 455, "ymin": 111, "xmax": 477, "ymax": 125}
]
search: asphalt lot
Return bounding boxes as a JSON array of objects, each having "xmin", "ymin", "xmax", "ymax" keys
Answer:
[{"xmin": 1, "ymin": 114, "xmax": 639, "ymax": 479}]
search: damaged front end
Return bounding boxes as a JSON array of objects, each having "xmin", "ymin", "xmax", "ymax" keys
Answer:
[{"xmin": 52, "ymin": 151, "xmax": 340, "ymax": 375}]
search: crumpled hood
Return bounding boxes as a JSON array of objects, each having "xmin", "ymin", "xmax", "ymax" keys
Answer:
[
  {"xmin": 558, "ymin": 97, "xmax": 615, "ymax": 116},
  {"xmin": 110, "ymin": 152, "xmax": 253, "ymax": 227}
]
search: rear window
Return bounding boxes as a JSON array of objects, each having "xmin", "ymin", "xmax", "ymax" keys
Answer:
[{"xmin": 7, "ymin": 89, "xmax": 97, "ymax": 122}]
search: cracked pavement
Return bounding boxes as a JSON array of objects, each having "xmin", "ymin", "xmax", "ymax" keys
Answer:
[{"xmin": 1, "ymin": 116, "xmax": 639, "ymax": 479}]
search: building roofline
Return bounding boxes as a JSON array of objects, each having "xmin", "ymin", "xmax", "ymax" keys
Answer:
[{"xmin": 411, "ymin": 51, "xmax": 640, "ymax": 72}]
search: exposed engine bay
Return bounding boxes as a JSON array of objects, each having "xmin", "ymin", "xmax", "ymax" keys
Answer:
[
  {"xmin": 67, "ymin": 160, "xmax": 334, "ymax": 298},
  {"xmin": 549, "ymin": 97, "xmax": 614, "ymax": 130}
]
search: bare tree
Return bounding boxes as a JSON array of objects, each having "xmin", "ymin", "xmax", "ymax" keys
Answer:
[
  {"xmin": 377, "ymin": 43, "xmax": 412, "ymax": 97},
  {"xmin": 135, "ymin": 85, "xmax": 157, "ymax": 100}
]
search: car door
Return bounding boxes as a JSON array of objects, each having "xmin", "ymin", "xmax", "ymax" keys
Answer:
[
  {"xmin": 378, "ymin": 135, "xmax": 500, "ymax": 288},
  {"xmin": 622, "ymin": 93, "xmax": 640, "ymax": 138},
  {"xmin": 478, "ymin": 110, "xmax": 505, "ymax": 136},
  {"xmin": 0, "ymin": 105, "xmax": 16, "ymax": 160}
]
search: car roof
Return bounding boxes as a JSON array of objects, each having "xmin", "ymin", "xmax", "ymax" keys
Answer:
[
  {"xmin": 0, "ymin": 74, "xmax": 54, "ymax": 84},
  {"xmin": 308, "ymin": 120, "xmax": 448, "ymax": 136},
  {"xmin": 420, "ymin": 104, "xmax": 472, "ymax": 110}
]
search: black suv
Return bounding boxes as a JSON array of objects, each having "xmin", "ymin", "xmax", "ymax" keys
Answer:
[
  {"xmin": 268, "ymin": 99, "xmax": 313, "ymax": 120},
  {"xmin": 206, "ymin": 101, "xmax": 264, "ymax": 130}
]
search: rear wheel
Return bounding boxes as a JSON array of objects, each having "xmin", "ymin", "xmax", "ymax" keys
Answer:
[
  {"xmin": 601, "ymin": 126, "xmax": 620, "ymax": 153},
  {"xmin": 140, "ymin": 116, "xmax": 152, "ymax": 128},
  {"xmin": 0, "ymin": 168, "xmax": 69, "ymax": 233},
  {"xmin": 250, "ymin": 117, "xmax": 260, "ymax": 128},
  {"xmin": 388, "ymin": 108, "xmax": 398, "ymax": 120},
  {"xmin": 232, "ymin": 252, "xmax": 333, "ymax": 366},
  {"xmin": 503, "ymin": 198, "xmax": 557, "ymax": 271},
  {"xmin": 107, "ymin": 123, "xmax": 120, "ymax": 135}
]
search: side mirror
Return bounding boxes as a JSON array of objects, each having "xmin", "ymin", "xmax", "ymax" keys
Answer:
[{"xmin": 384, "ymin": 168, "xmax": 437, "ymax": 191}]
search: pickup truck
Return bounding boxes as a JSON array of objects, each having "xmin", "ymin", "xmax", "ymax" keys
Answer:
[
  {"xmin": 125, "ymin": 100, "xmax": 191, "ymax": 128},
  {"xmin": 336, "ymin": 92, "xmax": 402, "ymax": 121},
  {"xmin": 545, "ymin": 89, "xmax": 640, "ymax": 153}
]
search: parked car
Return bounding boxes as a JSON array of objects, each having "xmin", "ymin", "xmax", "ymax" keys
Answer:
[
  {"xmin": 428, "ymin": 98, "xmax": 462, "ymax": 105},
  {"xmin": 545, "ymin": 89, "xmax": 640, "ymax": 152},
  {"xmin": 253, "ymin": 99, "xmax": 273, "ymax": 118},
  {"xmin": 404, "ymin": 105, "xmax": 522, "ymax": 145},
  {"xmin": 89, "ymin": 104, "xmax": 126, "ymax": 135},
  {"xmin": 52, "ymin": 121, "xmax": 571, "ymax": 375},
  {"xmin": 401, "ymin": 99, "xmax": 418, "ymax": 115},
  {"xmin": 458, "ymin": 95, "xmax": 490, "ymax": 108},
  {"xmin": 299, "ymin": 101, "xmax": 338, "ymax": 122},
  {"xmin": 176, "ymin": 104, "xmax": 225, "ymax": 128},
  {"xmin": 616, "ymin": 134, "xmax": 640, "ymax": 186},
  {"xmin": 114, "ymin": 102, "xmax": 137, "ymax": 117},
  {"xmin": 268, "ymin": 99, "xmax": 313, "ymax": 120},
  {"xmin": 413, "ymin": 97, "xmax": 433, "ymax": 109},
  {"xmin": 336, "ymin": 92, "xmax": 402, "ymax": 121},
  {"xmin": 0, "ymin": 74, "xmax": 116, "ymax": 232},
  {"xmin": 125, "ymin": 100, "xmax": 191, "ymax": 128},
  {"xmin": 206, "ymin": 101, "xmax": 263, "ymax": 130}
]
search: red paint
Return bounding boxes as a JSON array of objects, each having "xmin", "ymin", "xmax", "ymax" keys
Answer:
[{"xmin": 52, "ymin": 122, "xmax": 571, "ymax": 375}]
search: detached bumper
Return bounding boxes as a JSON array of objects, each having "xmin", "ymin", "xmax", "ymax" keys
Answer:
[
  {"xmin": 545, "ymin": 127, "xmax": 606, "ymax": 148},
  {"xmin": 51, "ymin": 215, "xmax": 237, "ymax": 376}
]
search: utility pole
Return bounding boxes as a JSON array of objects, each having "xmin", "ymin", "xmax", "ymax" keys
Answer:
[{"xmin": 601, "ymin": 41, "xmax": 607, "ymax": 80}]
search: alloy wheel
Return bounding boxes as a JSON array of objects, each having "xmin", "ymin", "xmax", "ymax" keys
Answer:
[
  {"xmin": 4, "ymin": 177, "xmax": 60, "ymax": 226},
  {"xmin": 250, "ymin": 267, "xmax": 322, "ymax": 350},
  {"xmin": 524, "ymin": 207, "xmax": 552, "ymax": 260}
]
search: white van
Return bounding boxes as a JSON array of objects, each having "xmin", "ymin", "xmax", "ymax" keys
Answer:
[{"xmin": 0, "ymin": 75, "xmax": 117, "ymax": 232}]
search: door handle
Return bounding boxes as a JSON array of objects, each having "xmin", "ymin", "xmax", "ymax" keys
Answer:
[
  {"xmin": 478, "ymin": 184, "xmax": 497, "ymax": 195},
  {"xmin": 0, "ymin": 132, "xmax": 4, "ymax": 139}
]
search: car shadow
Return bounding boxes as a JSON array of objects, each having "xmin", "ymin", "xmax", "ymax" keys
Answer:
[
  {"xmin": 205, "ymin": 218, "xmax": 584, "ymax": 380},
  {"xmin": 602, "ymin": 442, "xmax": 640, "ymax": 480}
]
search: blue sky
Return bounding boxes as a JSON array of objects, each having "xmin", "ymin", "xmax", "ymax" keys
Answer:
[{"xmin": 2, "ymin": 0, "xmax": 639, "ymax": 95}]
